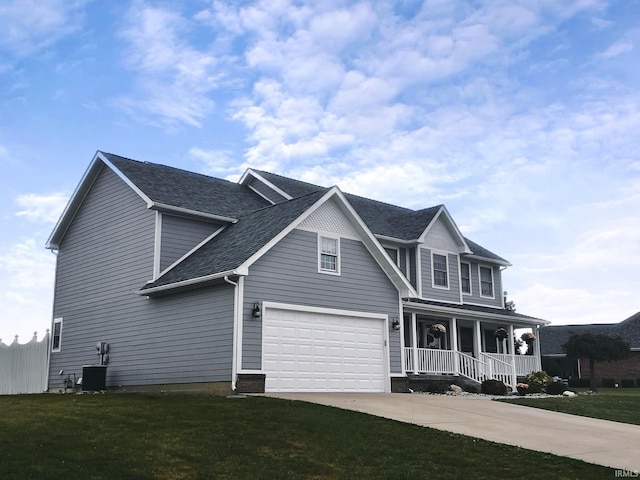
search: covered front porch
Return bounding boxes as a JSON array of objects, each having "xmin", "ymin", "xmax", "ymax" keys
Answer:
[{"xmin": 402, "ymin": 310, "xmax": 543, "ymax": 389}]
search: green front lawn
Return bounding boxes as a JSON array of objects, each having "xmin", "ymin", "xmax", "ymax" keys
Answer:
[
  {"xmin": 0, "ymin": 393, "xmax": 612, "ymax": 479},
  {"xmin": 501, "ymin": 388, "xmax": 640, "ymax": 425}
]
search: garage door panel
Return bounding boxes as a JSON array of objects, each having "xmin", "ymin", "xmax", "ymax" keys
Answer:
[{"xmin": 263, "ymin": 307, "xmax": 387, "ymax": 392}]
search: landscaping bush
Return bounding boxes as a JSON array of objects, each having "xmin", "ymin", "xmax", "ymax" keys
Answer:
[
  {"xmin": 525, "ymin": 371, "xmax": 552, "ymax": 393},
  {"xmin": 567, "ymin": 377, "xmax": 590, "ymax": 388},
  {"xmin": 481, "ymin": 379, "xmax": 508, "ymax": 395},
  {"xmin": 602, "ymin": 378, "xmax": 616, "ymax": 388},
  {"xmin": 545, "ymin": 381, "xmax": 567, "ymax": 395},
  {"xmin": 621, "ymin": 379, "xmax": 636, "ymax": 388}
]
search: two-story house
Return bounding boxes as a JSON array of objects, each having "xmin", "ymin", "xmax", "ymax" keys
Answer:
[{"xmin": 46, "ymin": 152, "xmax": 547, "ymax": 394}]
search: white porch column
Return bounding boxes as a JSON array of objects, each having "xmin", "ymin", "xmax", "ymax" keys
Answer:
[
  {"xmin": 451, "ymin": 317, "xmax": 459, "ymax": 375},
  {"xmin": 473, "ymin": 320, "xmax": 483, "ymax": 377},
  {"xmin": 534, "ymin": 325, "xmax": 542, "ymax": 371},
  {"xmin": 508, "ymin": 324, "xmax": 517, "ymax": 390},
  {"xmin": 411, "ymin": 313, "xmax": 418, "ymax": 374}
]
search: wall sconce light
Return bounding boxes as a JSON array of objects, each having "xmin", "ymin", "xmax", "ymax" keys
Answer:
[
  {"xmin": 391, "ymin": 316, "xmax": 401, "ymax": 330},
  {"xmin": 252, "ymin": 302, "xmax": 262, "ymax": 318}
]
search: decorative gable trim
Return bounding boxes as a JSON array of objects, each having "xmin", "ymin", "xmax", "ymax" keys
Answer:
[{"xmin": 419, "ymin": 206, "xmax": 471, "ymax": 254}]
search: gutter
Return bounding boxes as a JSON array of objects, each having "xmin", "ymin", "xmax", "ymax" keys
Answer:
[{"xmin": 136, "ymin": 269, "xmax": 247, "ymax": 296}]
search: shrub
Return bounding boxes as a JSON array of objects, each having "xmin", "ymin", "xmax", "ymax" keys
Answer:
[
  {"xmin": 621, "ymin": 379, "xmax": 636, "ymax": 388},
  {"xmin": 481, "ymin": 379, "xmax": 508, "ymax": 395},
  {"xmin": 568, "ymin": 377, "xmax": 590, "ymax": 388},
  {"xmin": 602, "ymin": 378, "xmax": 616, "ymax": 388},
  {"xmin": 545, "ymin": 382, "xmax": 567, "ymax": 395},
  {"xmin": 525, "ymin": 371, "xmax": 552, "ymax": 393}
]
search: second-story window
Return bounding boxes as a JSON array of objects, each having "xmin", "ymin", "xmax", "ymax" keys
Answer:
[
  {"xmin": 319, "ymin": 235, "xmax": 340, "ymax": 274},
  {"xmin": 432, "ymin": 253, "xmax": 448, "ymax": 288},
  {"xmin": 480, "ymin": 266, "xmax": 494, "ymax": 297},
  {"xmin": 461, "ymin": 262, "xmax": 471, "ymax": 294}
]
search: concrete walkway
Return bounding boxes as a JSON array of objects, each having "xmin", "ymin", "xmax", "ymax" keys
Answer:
[{"xmin": 268, "ymin": 393, "xmax": 640, "ymax": 472}]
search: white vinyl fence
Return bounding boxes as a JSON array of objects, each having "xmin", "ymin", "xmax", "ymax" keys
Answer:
[{"xmin": 0, "ymin": 332, "xmax": 50, "ymax": 395}]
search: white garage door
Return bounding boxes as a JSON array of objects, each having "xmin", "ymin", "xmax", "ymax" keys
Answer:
[{"xmin": 262, "ymin": 305, "xmax": 388, "ymax": 392}]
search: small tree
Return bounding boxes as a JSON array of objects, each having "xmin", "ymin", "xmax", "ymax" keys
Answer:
[{"xmin": 562, "ymin": 333, "xmax": 630, "ymax": 391}]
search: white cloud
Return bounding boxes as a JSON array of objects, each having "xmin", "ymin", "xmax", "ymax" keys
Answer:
[
  {"xmin": 114, "ymin": 3, "xmax": 232, "ymax": 129},
  {"xmin": 188, "ymin": 147, "xmax": 238, "ymax": 175},
  {"xmin": 0, "ymin": 0, "xmax": 88, "ymax": 57},
  {"xmin": 0, "ymin": 238, "xmax": 55, "ymax": 343},
  {"xmin": 15, "ymin": 192, "xmax": 68, "ymax": 224},
  {"xmin": 598, "ymin": 39, "xmax": 633, "ymax": 58}
]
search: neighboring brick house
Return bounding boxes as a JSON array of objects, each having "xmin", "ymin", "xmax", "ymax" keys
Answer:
[{"xmin": 540, "ymin": 312, "xmax": 640, "ymax": 387}]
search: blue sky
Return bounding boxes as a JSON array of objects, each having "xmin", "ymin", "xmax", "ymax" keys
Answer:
[{"xmin": 1, "ymin": 0, "xmax": 638, "ymax": 344}]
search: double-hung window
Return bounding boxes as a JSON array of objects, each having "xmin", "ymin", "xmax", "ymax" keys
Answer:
[
  {"xmin": 319, "ymin": 236, "xmax": 340, "ymax": 274},
  {"xmin": 480, "ymin": 266, "xmax": 494, "ymax": 297},
  {"xmin": 461, "ymin": 262, "xmax": 471, "ymax": 294},
  {"xmin": 432, "ymin": 253, "xmax": 448, "ymax": 288},
  {"xmin": 52, "ymin": 318, "xmax": 63, "ymax": 352}
]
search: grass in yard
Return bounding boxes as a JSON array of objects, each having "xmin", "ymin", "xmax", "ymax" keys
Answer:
[
  {"xmin": 0, "ymin": 393, "xmax": 613, "ymax": 480},
  {"xmin": 500, "ymin": 388, "xmax": 640, "ymax": 425}
]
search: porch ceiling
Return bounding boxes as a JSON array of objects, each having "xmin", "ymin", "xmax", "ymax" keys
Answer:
[{"xmin": 403, "ymin": 298, "xmax": 549, "ymax": 326}]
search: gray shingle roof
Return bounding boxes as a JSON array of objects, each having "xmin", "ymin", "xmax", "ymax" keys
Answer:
[
  {"xmin": 463, "ymin": 238, "xmax": 510, "ymax": 264},
  {"xmin": 405, "ymin": 298, "xmax": 545, "ymax": 323},
  {"xmin": 104, "ymin": 152, "xmax": 269, "ymax": 218},
  {"xmin": 141, "ymin": 189, "xmax": 329, "ymax": 291},
  {"xmin": 540, "ymin": 312, "xmax": 640, "ymax": 354}
]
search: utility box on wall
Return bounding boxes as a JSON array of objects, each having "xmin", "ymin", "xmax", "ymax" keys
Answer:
[{"xmin": 82, "ymin": 365, "xmax": 107, "ymax": 391}]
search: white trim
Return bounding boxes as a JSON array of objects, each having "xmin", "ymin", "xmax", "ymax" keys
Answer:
[
  {"xmin": 465, "ymin": 254, "xmax": 511, "ymax": 267},
  {"xmin": 404, "ymin": 301, "xmax": 549, "ymax": 325},
  {"xmin": 318, "ymin": 234, "xmax": 341, "ymax": 275},
  {"xmin": 153, "ymin": 211, "xmax": 162, "ymax": 280},
  {"xmin": 479, "ymin": 264, "xmax": 495, "ymax": 299},
  {"xmin": 398, "ymin": 296, "xmax": 406, "ymax": 376},
  {"xmin": 382, "ymin": 245, "xmax": 399, "ymax": 266},
  {"xmin": 149, "ymin": 202, "xmax": 237, "ymax": 224},
  {"xmin": 239, "ymin": 169, "xmax": 294, "ymax": 201},
  {"xmin": 136, "ymin": 269, "xmax": 247, "ymax": 295},
  {"xmin": 51, "ymin": 318, "xmax": 63, "ymax": 353},
  {"xmin": 419, "ymin": 206, "xmax": 471, "ymax": 254},
  {"xmin": 430, "ymin": 249, "xmax": 450, "ymax": 290},
  {"xmin": 416, "ymin": 246, "xmax": 423, "ymax": 295},
  {"xmin": 460, "ymin": 261, "xmax": 472, "ymax": 296},
  {"xmin": 261, "ymin": 301, "xmax": 391, "ymax": 393}
]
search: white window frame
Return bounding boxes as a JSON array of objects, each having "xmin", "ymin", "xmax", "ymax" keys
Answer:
[
  {"xmin": 479, "ymin": 265, "xmax": 495, "ymax": 298},
  {"xmin": 460, "ymin": 261, "xmax": 472, "ymax": 295},
  {"xmin": 431, "ymin": 251, "xmax": 449, "ymax": 289},
  {"xmin": 383, "ymin": 246, "xmax": 399, "ymax": 266},
  {"xmin": 318, "ymin": 234, "xmax": 340, "ymax": 275},
  {"xmin": 52, "ymin": 317, "xmax": 63, "ymax": 352}
]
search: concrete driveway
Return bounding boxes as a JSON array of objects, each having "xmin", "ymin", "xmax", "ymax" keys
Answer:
[{"xmin": 268, "ymin": 393, "xmax": 640, "ymax": 472}]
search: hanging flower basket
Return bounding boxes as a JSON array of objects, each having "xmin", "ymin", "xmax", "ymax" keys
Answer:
[
  {"xmin": 494, "ymin": 327, "xmax": 508, "ymax": 340},
  {"xmin": 429, "ymin": 323, "xmax": 446, "ymax": 338},
  {"xmin": 521, "ymin": 332, "xmax": 536, "ymax": 343}
]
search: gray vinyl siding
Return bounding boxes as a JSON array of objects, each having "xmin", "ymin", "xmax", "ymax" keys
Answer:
[
  {"xmin": 160, "ymin": 214, "xmax": 220, "ymax": 271},
  {"xmin": 48, "ymin": 167, "xmax": 234, "ymax": 390},
  {"xmin": 248, "ymin": 178, "xmax": 288, "ymax": 204},
  {"xmin": 463, "ymin": 261, "xmax": 503, "ymax": 308},
  {"xmin": 242, "ymin": 229, "xmax": 402, "ymax": 373},
  {"xmin": 420, "ymin": 248, "xmax": 461, "ymax": 303}
]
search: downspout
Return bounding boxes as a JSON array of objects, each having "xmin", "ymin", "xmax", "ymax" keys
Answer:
[{"xmin": 224, "ymin": 276, "xmax": 239, "ymax": 393}]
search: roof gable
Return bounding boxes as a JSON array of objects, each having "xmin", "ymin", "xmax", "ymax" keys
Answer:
[
  {"xmin": 140, "ymin": 186, "xmax": 418, "ymax": 298},
  {"xmin": 421, "ymin": 207, "xmax": 470, "ymax": 253}
]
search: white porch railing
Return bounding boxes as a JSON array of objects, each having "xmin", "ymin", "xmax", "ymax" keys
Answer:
[
  {"xmin": 480, "ymin": 353, "xmax": 513, "ymax": 386},
  {"xmin": 484, "ymin": 353, "xmax": 540, "ymax": 376},
  {"xmin": 405, "ymin": 348, "xmax": 541, "ymax": 386}
]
